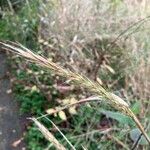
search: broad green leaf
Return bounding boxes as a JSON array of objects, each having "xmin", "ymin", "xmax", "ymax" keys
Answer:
[
  {"xmin": 100, "ymin": 109, "xmax": 134, "ymax": 125},
  {"xmin": 130, "ymin": 128, "xmax": 149, "ymax": 145},
  {"xmin": 131, "ymin": 101, "xmax": 141, "ymax": 115}
]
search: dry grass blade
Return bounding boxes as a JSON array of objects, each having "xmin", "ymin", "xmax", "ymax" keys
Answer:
[
  {"xmin": 30, "ymin": 118, "xmax": 66, "ymax": 150},
  {"xmin": 37, "ymin": 96, "xmax": 101, "ymax": 119},
  {"xmin": 0, "ymin": 42, "xmax": 150, "ymax": 144},
  {"xmin": 43, "ymin": 117, "xmax": 76, "ymax": 150}
]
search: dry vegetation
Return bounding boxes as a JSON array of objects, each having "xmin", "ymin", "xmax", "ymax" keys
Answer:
[
  {"xmin": 38, "ymin": 0, "xmax": 150, "ymax": 99},
  {"xmin": 0, "ymin": 0, "xmax": 150, "ymax": 149}
]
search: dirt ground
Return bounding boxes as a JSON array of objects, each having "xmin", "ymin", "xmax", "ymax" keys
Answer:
[{"xmin": 0, "ymin": 51, "xmax": 26, "ymax": 150}]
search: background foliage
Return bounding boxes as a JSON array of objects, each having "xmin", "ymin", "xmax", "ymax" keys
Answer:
[{"xmin": 0, "ymin": 0, "xmax": 150, "ymax": 149}]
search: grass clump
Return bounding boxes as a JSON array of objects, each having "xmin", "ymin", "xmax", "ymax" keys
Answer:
[
  {"xmin": 1, "ymin": 42, "xmax": 150, "ymax": 147},
  {"xmin": 0, "ymin": 0, "xmax": 150, "ymax": 149}
]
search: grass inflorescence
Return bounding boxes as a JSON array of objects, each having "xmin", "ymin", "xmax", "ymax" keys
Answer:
[{"xmin": 1, "ymin": 41, "xmax": 150, "ymax": 145}]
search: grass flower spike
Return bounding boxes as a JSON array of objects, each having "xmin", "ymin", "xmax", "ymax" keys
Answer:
[{"xmin": 0, "ymin": 42, "xmax": 150, "ymax": 144}]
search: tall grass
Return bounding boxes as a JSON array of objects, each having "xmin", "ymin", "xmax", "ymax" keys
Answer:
[
  {"xmin": 1, "ymin": 42, "xmax": 150, "ymax": 144},
  {"xmin": 39, "ymin": 0, "xmax": 150, "ymax": 100},
  {"xmin": 1, "ymin": 0, "xmax": 150, "ymax": 148}
]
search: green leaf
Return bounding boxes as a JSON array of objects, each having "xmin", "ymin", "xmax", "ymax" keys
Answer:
[
  {"xmin": 100, "ymin": 109, "xmax": 134, "ymax": 125},
  {"xmin": 130, "ymin": 128, "xmax": 149, "ymax": 145},
  {"xmin": 131, "ymin": 101, "xmax": 141, "ymax": 115}
]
